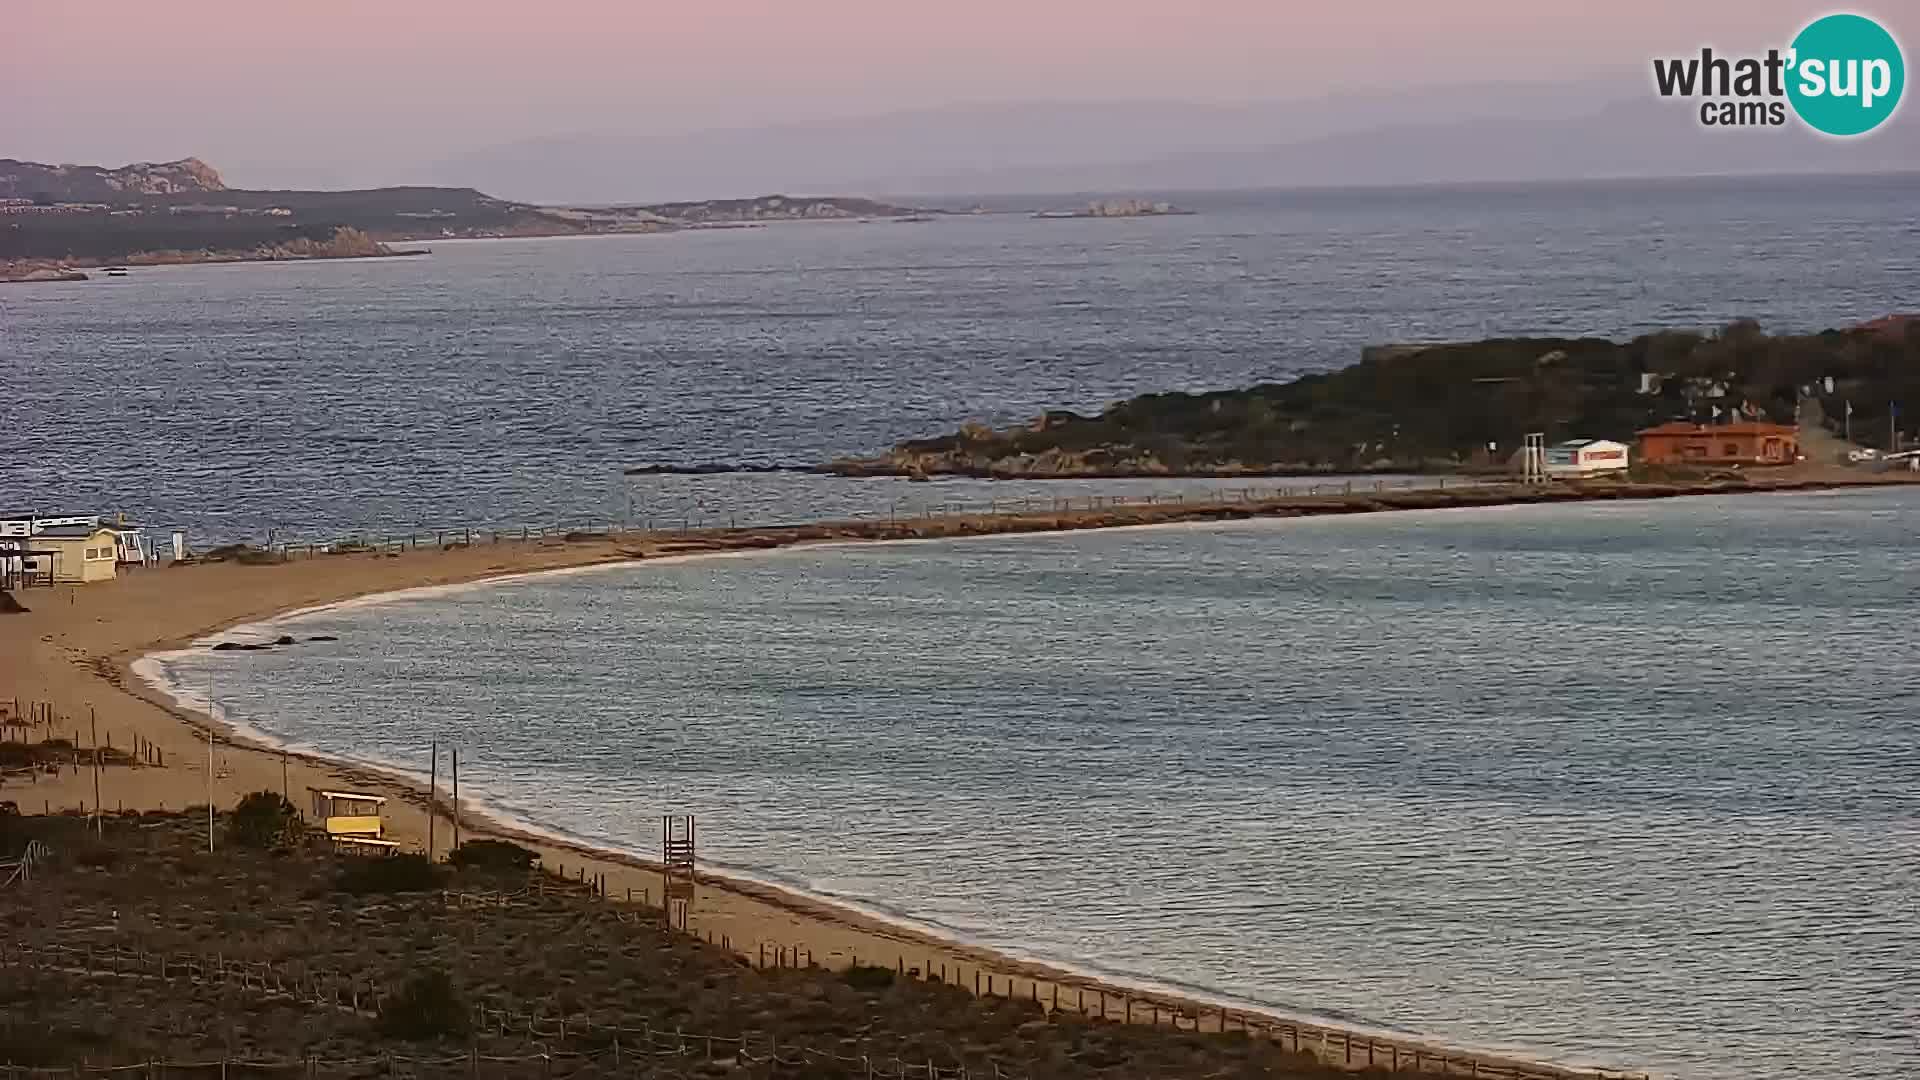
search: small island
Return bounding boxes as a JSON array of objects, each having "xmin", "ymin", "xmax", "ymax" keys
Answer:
[
  {"xmin": 636, "ymin": 194, "xmax": 932, "ymax": 224},
  {"xmin": 826, "ymin": 321, "xmax": 1920, "ymax": 478},
  {"xmin": 1033, "ymin": 198, "xmax": 1192, "ymax": 220}
]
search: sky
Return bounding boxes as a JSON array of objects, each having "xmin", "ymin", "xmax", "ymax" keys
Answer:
[{"xmin": 1, "ymin": 0, "xmax": 1906, "ymax": 192}]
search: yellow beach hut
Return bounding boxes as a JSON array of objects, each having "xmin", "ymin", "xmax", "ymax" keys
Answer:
[
  {"xmin": 308, "ymin": 789, "xmax": 399, "ymax": 853},
  {"xmin": 32, "ymin": 524, "xmax": 120, "ymax": 584}
]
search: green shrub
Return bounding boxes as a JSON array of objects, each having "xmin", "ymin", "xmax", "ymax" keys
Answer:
[
  {"xmin": 841, "ymin": 964, "xmax": 896, "ymax": 991},
  {"xmin": 337, "ymin": 853, "xmax": 443, "ymax": 895},
  {"xmin": 203, "ymin": 543, "xmax": 284, "ymax": 565},
  {"xmin": 379, "ymin": 969, "xmax": 469, "ymax": 1039},
  {"xmin": 227, "ymin": 791, "xmax": 300, "ymax": 848},
  {"xmin": 447, "ymin": 838, "xmax": 536, "ymax": 873}
]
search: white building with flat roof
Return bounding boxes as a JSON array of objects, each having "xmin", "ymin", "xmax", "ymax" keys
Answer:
[{"xmin": 1545, "ymin": 439, "xmax": 1630, "ymax": 478}]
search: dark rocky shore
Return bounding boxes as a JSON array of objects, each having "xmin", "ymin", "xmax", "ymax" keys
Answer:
[{"xmin": 819, "ymin": 325, "xmax": 1920, "ymax": 480}]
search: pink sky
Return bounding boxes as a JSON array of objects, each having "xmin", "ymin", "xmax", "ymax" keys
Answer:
[{"xmin": 2, "ymin": 0, "xmax": 1904, "ymax": 188}]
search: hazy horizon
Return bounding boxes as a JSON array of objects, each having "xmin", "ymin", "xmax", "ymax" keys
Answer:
[{"xmin": 6, "ymin": 0, "xmax": 1914, "ymax": 200}]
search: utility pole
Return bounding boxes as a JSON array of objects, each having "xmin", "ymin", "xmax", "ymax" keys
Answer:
[
  {"xmin": 90, "ymin": 707, "xmax": 102, "ymax": 836},
  {"xmin": 206, "ymin": 726, "xmax": 215, "ymax": 853},
  {"xmin": 207, "ymin": 668, "xmax": 216, "ymax": 853},
  {"xmin": 451, "ymin": 747, "xmax": 461, "ymax": 853},
  {"xmin": 428, "ymin": 740, "xmax": 438, "ymax": 862}
]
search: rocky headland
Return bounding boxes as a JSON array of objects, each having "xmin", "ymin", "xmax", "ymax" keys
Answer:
[
  {"xmin": 0, "ymin": 156, "xmax": 228, "ymax": 200},
  {"xmin": 825, "ymin": 323, "xmax": 1920, "ymax": 478},
  {"xmin": 0, "ymin": 157, "xmax": 940, "ymax": 276}
]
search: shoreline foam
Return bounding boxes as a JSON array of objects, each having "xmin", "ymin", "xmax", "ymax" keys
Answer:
[
  {"xmin": 136, "ymin": 594, "xmax": 1560, "ymax": 1068},
  {"xmin": 33, "ymin": 478, "xmax": 1910, "ymax": 1080},
  {"xmin": 119, "ymin": 509, "xmax": 1702, "ymax": 1074}
]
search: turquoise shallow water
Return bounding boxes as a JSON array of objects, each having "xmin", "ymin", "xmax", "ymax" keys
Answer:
[{"xmin": 154, "ymin": 489, "xmax": 1920, "ymax": 1080}]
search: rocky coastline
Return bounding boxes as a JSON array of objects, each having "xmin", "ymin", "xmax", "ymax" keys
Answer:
[
  {"xmin": 819, "ymin": 325, "xmax": 1920, "ymax": 479},
  {"xmin": 0, "ymin": 227, "xmax": 425, "ymax": 283},
  {"xmin": 0, "ymin": 265, "xmax": 91, "ymax": 284},
  {"xmin": 817, "ymin": 450, "xmax": 1482, "ymax": 480}
]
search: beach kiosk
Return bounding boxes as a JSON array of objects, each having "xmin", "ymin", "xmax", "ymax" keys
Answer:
[{"xmin": 309, "ymin": 788, "xmax": 399, "ymax": 854}]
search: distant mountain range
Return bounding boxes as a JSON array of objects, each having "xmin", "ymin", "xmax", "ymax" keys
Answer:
[{"xmin": 423, "ymin": 80, "xmax": 1920, "ymax": 203}]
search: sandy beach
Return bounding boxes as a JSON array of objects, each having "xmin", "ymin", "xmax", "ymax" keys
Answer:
[{"xmin": 7, "ymin": 476, "xmax": 1910, "ymax": 1077}]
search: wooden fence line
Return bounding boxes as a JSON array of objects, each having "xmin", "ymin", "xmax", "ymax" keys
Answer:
[
  {"xmin": 725, "ymin": 941, "xmax": 1639, "ymax": 1080},
  {"xmin": 3, "ymin": 834, "xmax": 1650, "ymax": 1080},
  {"xmin": 475, "ymin": 867, "xmax": 1652, "ymax": 1080},
  {"xmin": 0, "ymin": 940, "xmax": 996, "ymax": 1079},
  {"xmin": 1, "ymin": 700, "xmax": 166, "ymax": 770},
  {"xmin": 14, "ymin": 912, "xmax": 1635, "ymax": 1080}
]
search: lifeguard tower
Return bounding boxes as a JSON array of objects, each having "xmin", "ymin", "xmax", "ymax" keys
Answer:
[
  {"xmin": 309, "ymin": 788, "xmax": 399, "ymax": 854},
  {"xmin": 662, "ymin": 814, "xmax": 697, "ymax": 929}
]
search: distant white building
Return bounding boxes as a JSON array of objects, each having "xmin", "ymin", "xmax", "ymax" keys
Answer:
[{"xmin": 1545, "ymin": 439, "xmax": 1630, "ymax": 478}]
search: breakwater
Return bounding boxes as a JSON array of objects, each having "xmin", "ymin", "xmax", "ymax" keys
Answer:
[{"xmin": 226, "ymin": 473, "xmax": 1916, "ymax": 567}]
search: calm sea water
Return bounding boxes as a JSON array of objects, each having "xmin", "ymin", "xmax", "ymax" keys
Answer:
[
  {"xmin": 157, "ymin": 489, "xmax": 1920, "ymax": 1080},
  {"xmin": 4, "ymin": 174, "xmax": 1918, "ymax": 540}
]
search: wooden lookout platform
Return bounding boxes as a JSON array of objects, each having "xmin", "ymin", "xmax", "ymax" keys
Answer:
[{"xmin": 662, "ymin": 814, "xmax": 696, "ymax": 929}]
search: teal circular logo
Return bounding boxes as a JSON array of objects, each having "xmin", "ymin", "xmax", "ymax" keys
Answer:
[{"xmin": 1787, "ymin": 14, "xmax": 1905, "ymax": 136}]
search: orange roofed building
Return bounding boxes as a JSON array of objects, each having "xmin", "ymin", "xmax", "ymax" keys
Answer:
[{"xmin": 1636, "ymin": 422, "xmax": 1799, "ymax": 466}]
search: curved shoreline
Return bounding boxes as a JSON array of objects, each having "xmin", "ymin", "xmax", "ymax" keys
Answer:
[
  {"xmin": 126, "ymin": 529, "xmax": 1600, "ymax": 1075},
  {"xmin": 134, "ymin": 533, "xmax": 1451, "ymax": 1017},
  {"xmin": 143, "ymin": 616, "xmax": 1450, "ymax": 1050},
  {"xmin": 20, "ymin": 476, "xmax": 1913, "ymax": 1079}
]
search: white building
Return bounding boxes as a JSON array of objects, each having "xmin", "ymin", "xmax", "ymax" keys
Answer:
[{"xmin": 1544, "ymin": 439, "xmax": 1630, "ymax": 478}]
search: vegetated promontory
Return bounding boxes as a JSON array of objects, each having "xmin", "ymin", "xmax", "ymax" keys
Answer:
[
  {"xmin": 0, "ymin": 157, "xmax": 550, "ymax": 277},
  {"xmin": 827, "ymin": 321, "xmax": 1920, "ymax": 478},
  {"xmin": 0, "ymin": 157, "xmax": 932, "ymax": 280}
]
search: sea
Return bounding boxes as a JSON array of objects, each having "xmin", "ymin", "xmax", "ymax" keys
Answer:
[
  {"xmin": 9, "ymin": 174, "xmax": 1920, "ymax": 1078},
  {"xmin": 2, "ymin": 173, "xmax": 1917, "ymax": 539},
  {"xmin": 150, "ymin": 489, "xmax": 1920, "ymax": 1080}
]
